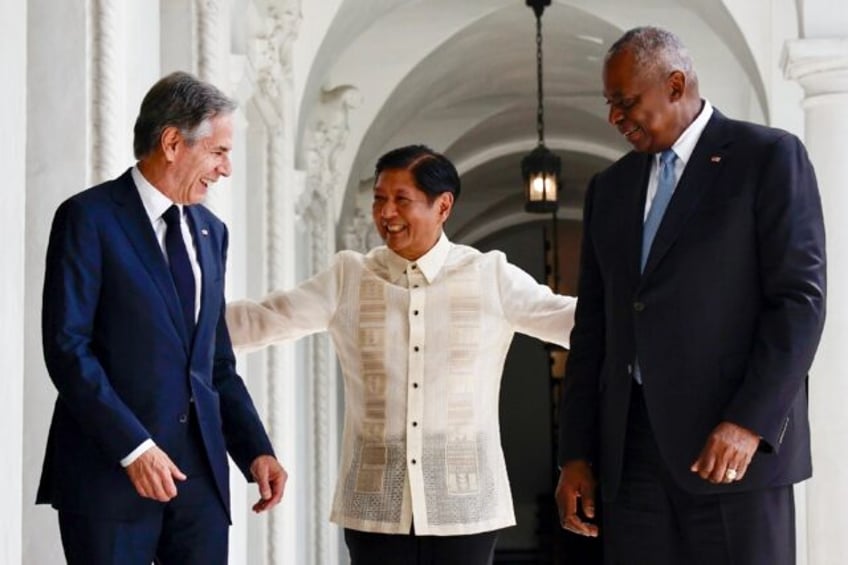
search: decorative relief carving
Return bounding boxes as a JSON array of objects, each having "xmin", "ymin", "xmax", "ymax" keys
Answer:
[
  {"xmin": 296, "ymin": 76, "xmax": 360, "ymax": 565},
  {"xmin": 252, "ymin": 1, "xmax": 302, "ymax": 102},
  {"xmin": 341, "ymin": 205, "xmax": 382, "ymax": 253},
  {"xmin": 196, "ymin": 0, "xmax": 221, "ymax": 82},
  {"xmin": 266, "ymin": 129, "xmax": 287, "ymax": 289},
  {"xmin": 91, "ymin": 0, "xmax": 120, "ymax": 184},
  {"xmin": 265, "ymin": 128, "xmax": 286, "ymax": 564},
  {"xmin": 301, "ymin": 192, "xmax": 333, "ymax": 565},
  {"xmin": 302, "ymin": 85, "xmax": 362, "ymax": 204}
]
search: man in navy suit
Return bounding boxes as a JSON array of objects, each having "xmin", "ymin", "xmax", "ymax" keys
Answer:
[
  {"xmin": 38, "ymin": 71, "xmax": 287, "ymax": 564},
  {"xmin": 555, "ymin": 27, "xmax": 826, "ymax": 564}
]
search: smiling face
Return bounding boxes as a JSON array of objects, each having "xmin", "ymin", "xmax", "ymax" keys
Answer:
[
  {"xmin": 162, "ymin": 113, "xmax": 233, "ymax": 204},
  {"xmin": 603, "ymin": 49, "xmax": 686, "ymax": 154},
  {"xmin": 372, "ymin": 168, "xmax": 453, "ymax": 261}
]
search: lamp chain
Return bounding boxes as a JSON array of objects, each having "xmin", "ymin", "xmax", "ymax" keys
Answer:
[{"xmin": 535, "ymin": 12, "xmax": 544, "ymax": 146}]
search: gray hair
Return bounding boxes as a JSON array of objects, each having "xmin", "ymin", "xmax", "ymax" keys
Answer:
[
  {"xmin": 607, "ymin": 27, "xmax": 696, "ymax": 84},
  {"xmin": 133, "ymin": 71, "xmax": 236, "ymax": 159}
]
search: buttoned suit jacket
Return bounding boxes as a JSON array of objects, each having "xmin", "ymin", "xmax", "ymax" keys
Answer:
[
  {"xmin": 559, "ymin": 110, "xmax": 826, "ymax": 499},
  {"xmin": 37, "ymin": 168, "xmax": 273, "ymax": 520}
]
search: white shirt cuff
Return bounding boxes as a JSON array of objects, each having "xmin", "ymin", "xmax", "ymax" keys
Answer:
[{"xmin": 120, "ymin": 439, "xmax": 155, "ymax": 467}]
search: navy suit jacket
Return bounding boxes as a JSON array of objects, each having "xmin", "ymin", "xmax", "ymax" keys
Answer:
[
  {"xmin": 559, "ymin": 110, "xmax": 826, "ymax": 499},
  {"xmin": 38, "ymin": 169, "xmax": 273, "ymax": 520}
]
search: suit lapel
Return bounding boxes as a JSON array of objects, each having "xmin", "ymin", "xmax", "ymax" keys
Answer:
[
  {"xmin": 110, "ymin": 170, "xmax": 191, "ymax": 351},
  {"xmin": 628, "ymin": 154, "xmax": 653, "ymax": 281},
  {"xmin": 641, "ymin": 112, "xmax": 732, "ymax": 279}
]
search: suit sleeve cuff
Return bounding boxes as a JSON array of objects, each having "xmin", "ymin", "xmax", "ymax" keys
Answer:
[{"xmin": 120, "ymin": 439, "xmax": 155, "ymax": 467}]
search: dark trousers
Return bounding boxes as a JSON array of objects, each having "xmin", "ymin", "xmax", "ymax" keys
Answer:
[
  {"xmin": 344, "ymin": 526, "xmax": 499, "ymax": 565},
  {"xmin": 602, "ymin": 385, "xmax": 795, "ymax": 565},
  {"xmin": 59, "ymin": 415, "xmax": 228, "ymax": 565}
]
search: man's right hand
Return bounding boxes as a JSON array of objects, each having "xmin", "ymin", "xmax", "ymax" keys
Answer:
[
  {"xmin": 125, "ymin": 446, "xmax": 187, "ymax": 502},
  {"xmin": 554, "ymin": 459, "xmax": 599, "ymax": 537}
]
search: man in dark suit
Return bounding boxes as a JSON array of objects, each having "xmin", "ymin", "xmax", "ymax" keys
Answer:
[
  {"xmin": 555, "ymin": 27, "xmax": 826, "ymax": 564},
  {"xmin": 38, "ymin": 71, "xmax": 287, "ymax": 564}
]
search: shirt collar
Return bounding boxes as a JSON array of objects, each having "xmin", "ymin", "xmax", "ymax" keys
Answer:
[
  {"xmin": 385, "ymin": 232, "xmax": 452, "ymax": 284},
  {"xmin": 663, "ymin": 99, "xmax": 713, "ymax": 167},
  {"xmin": 131, "ymin": 165, "xmax": 182, "ymax": 223}
]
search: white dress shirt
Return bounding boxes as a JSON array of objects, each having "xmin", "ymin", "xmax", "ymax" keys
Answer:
[
  {"xmin": 644, "ymin": 99, "xmax": 714, "ymax": 219},
  {"xmin": 120, "ymin": 166, "xmax": 203, "ymax": 467},
  {"xmin": 227, "ymin": 233, "xmax": 576, "ymax": 535}
]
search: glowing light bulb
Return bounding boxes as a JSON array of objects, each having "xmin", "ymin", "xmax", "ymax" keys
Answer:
[{"xmin": 531, "ymin": 175, "xmax": 545, "ymax": 198}]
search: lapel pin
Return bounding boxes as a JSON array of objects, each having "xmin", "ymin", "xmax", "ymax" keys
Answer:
[
  {"xmin": 201, "ymin": 228, "xmax": 209, "ymax": 236},
  {"xmin": 710, "ymin": 156, "xmax": 722, "ymax": 163}
]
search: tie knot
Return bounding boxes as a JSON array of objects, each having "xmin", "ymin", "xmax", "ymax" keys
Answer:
[
  {"xmin": 660, "ymin": 149, "xmax": 677, "ymax": 167},
  {"xmin": 162, "ymin": 205, "xmax": 182, "ymax": 228}
]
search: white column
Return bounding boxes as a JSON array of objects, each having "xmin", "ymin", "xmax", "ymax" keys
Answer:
[
  {"xmin": 237, "ymin": 3, "xmax": 312, "ymax": 563},
  {"xmin": 90, "ymin": 0, "xmax": 125, "ymax": 183},
  {"xmin": 196, "ymin": 0, "xmax": 223, "ymax": 84},
  {"xmin": 783, "ymin": 37, "xmax": 848, "ymax": 565},
  {"xmin": 0, "ymin": 2, "xmax": 26, "ymax": 563},
  {"xmin": 24, "ymin": 1, "xmax": 91, "ymax": 563},
  {"xmin": 265, "ymin": 129, "xmax": 296, "ymax": 565},
  {"xmin": 298, "ymin": 83, "xmax": 361, "ymax": 563},
  {"xmin": 195, "ymin": 0, "xmax": 235, "ymax": 223}
]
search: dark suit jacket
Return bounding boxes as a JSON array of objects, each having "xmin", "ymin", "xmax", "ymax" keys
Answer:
[
  {"xmin": 559, "ymin": 109, "xmax": 826, "ymax": 499},
  {"xmin": 38, "ymin": 168, "xmax": 273, "ymax": 520}
]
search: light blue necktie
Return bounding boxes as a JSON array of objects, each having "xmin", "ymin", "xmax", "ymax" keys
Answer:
[
  {"xmin": 634, "ymin": 149, "xmax": 676, "ymax": 384},
  {"xmin": 641, "ymin": 149, "xmax": 677, "ymax": 272}
]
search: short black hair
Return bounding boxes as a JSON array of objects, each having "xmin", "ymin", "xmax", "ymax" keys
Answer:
[{"xmin": 374, "ymin": 145, "xmax": 461, "ymax": 202}]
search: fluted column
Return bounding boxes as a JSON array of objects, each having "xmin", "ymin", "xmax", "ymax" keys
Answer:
[{"xmin": 783, "ymin": 37, "xmax": 848, "ymax": 565}]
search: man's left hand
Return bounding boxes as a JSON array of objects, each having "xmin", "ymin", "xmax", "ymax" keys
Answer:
[
  {"xmin": 690, "ymin": 421, "xmax": 760, "ymax": 484},
  {"xmin": 250, "ymin": 455, "xmax": 288, "ymax": 513}
]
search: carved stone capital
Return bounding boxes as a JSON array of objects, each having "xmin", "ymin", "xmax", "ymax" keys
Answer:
[
  {"xmin": 302, "ymin": 85, "xmax": 362, "ymax": 203},
  {"xmin": 783, "ymin": 38, "xmax": 848, "ymax": 100},
  {"xmin": 251, "ymin": 1, "xmax": 302, "ymax": 103}
]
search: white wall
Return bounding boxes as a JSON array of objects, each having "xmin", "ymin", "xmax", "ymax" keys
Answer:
[
  {"xmin": 0, "ymin": 1, "xmax": 27, "ymax": 563},
  {"xmin": 24, "ymin": 1, "xmax": 91, "ymax": 562}
]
